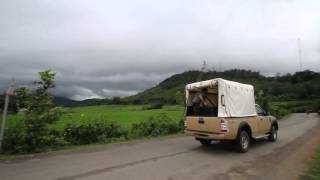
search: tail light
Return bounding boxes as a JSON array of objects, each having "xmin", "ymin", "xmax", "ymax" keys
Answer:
[{"xmin": 220, "ymin": 118, "xmax": 229, "ymax": 133}]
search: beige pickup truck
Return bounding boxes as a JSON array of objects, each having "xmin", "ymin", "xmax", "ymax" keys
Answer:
[{"xmin": 184, "ymin": 78, "xmax": 278, "ymax": 153}]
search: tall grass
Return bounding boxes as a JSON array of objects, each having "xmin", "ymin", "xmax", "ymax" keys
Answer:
[{"xmin": 301, "ymin": 148, "xmax": 320, "ymax": 180}]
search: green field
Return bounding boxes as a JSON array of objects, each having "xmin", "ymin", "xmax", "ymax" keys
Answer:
[
  {"xmin": 6, "ymin": 105, "xmax": 185, "ymax": 130},
  {"xmin": 6, "ymin": 100, "xmax": 317, "ymax": 127},
  {"xmin": 5, "ymin": 100, "xmax": 317, "ymax": 131}
]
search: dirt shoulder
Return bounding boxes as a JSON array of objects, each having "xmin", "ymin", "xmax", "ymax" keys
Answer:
[{"xmin": 215, "ymin": 114, "xmax": 320, "ymax": 180}]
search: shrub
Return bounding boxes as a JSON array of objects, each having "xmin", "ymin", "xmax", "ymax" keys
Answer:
[
  {"xmin": 63, "ymin": 121, "xmax": 127, "ymax": 145},
  {"xmin": 2, "ymin": 70, "xmax": 64, "ymax": 154},
  {"xmin": 131, "ymin": 113, "xmax": 182, "ymax": 137},
  {"xmin": 3, "ymin": 120, "xmax": 27, "ymax": 153},
  {"xmin": 3, "ymin": 110, "xmax": 63, "ymax": 153}
]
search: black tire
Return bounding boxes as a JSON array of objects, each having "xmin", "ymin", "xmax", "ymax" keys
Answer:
[
  {"xmin": 268, "ymin": 125, "xmax": 278, "ymax": 142},
  {"xmin": 199, "ymin": 139, "xmax": 212, "ymax": 146},
  {"xmin": 236, "ymin": 130, "xmax": 250, "ymax": 153}
]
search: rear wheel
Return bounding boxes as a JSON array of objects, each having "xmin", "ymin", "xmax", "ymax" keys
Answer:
[
  {"xmin": 268, "ymin": 125, "xmax": 278, "ymax": 142},
  {"xmin": 236, "ymin": 130, "xmax": 250, "ymax": 153},
  {"xmin": 199, "ymin": 139, "xmax": 212, "ymax": 146}
]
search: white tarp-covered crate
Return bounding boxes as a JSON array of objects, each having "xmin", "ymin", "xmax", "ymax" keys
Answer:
[{"xmin": 186, "ymin": 78, "xmax": 257, "ymax": 117}]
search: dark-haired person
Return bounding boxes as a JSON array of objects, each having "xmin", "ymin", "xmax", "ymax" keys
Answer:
[{"xmin": 192, "ymin": 88, "xmax": 209, "ymax": 115}]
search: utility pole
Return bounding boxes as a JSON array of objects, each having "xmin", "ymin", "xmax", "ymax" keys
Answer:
[
  {"xmin": 297, "ymin": 38, "xmax": 303, "ymax": 71},
  {"xmin": 197, "ymin": 60, "xmax": 208, "ymax": 81},
  {"xmin": 201, "ymin": 60, "xmax": 207, "ymax": 72},
  {"xmin": 0, "ymin": 80, "xmax": 15, "ymax": 153}
]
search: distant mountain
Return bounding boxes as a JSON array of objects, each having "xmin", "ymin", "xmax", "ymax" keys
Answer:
[
  {"xmin": 123, "ymin": 69, "xmax": 320, "ymax": 104},
  {"xmin": 53, "ymin": 97, "xmax": 106, "ymax": 107},
  {"xmin": 53, "ymin": 96, "xmax": 79, "ymax": 107},
  {"xmin": 1, "ymin": 95, "xmax": 104, "ymax": 109}
]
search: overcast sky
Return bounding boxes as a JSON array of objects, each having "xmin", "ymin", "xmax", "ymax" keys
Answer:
[{"xmin": 0, "ymin": 0, "xmax": 319, "ymax": 100}]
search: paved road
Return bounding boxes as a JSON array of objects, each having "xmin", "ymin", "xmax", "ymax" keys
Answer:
[{"xmin": 0, "ymin": 114, "xmax": 319, "ymax": 180}]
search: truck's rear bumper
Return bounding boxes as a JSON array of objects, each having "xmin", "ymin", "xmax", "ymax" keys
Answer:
[{"xmin": 184, "ymin": 129, "xmax": 226, "ymax": 140}]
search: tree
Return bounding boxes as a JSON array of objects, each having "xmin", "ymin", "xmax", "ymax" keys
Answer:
[
  {"xmin": 111, "ymin": 97, "xmax": 121, "ymax": 104},
  {"xmin": 4, "ymin": 70, "xmax": 62, "ymax": 153},
  {"xmin": 15, "ymin": 87, "xmax": 30, "ymax": 110},
  {"xmin": 28, "ymin": 70, "xmax": 56, "ymax": 114}
]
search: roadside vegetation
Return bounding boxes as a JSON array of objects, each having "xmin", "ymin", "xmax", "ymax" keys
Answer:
[
  {"xmin": 1, "ymin": 70, "xmax": 183, "ymax": 153},
  {"xmin": 0, "ymin": 69, "xmax": 319, "ymax": 154},
  {"xmin": 268, "ymin": 100, "xmax": 320, "ymax": 118},
  {"xmin": 3, "ymin": 104, "xmax": 183, "ymax": 153},
  {"xmin": 301, "ymin": 148, "xmax": 320, "ymax": 180},
  {"xmin": 2, "ymin": 99, "xmax": 315, "ymax": 154}
]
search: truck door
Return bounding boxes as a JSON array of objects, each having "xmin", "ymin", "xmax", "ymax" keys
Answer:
[{"xmin": 255, "ymin": 105, "xmax": 270, "ymax": 134}]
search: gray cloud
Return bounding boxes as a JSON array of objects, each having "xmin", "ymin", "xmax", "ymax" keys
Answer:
[{"xmin": 0, "ymin": 0, "xmax": 320, "ymax": 100}]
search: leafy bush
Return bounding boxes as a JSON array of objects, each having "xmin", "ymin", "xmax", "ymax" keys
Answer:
[
  {"xmin": 131, "ymin": 113, "xmax": 182, "ymax": 137},
  {"xmin": 3, "ymin": 120, "xmax": 27, "ymax": 153},
  {"xmin": 269, "ymin": 100, "xmax": 320, "ymax": 118},
  {"xmin": 2, "ymin": 70, "xmax": 65, "ymax": 153},
  {"xmin": 3, "ymin": 108, "xmax": 63, "ymax": 153},
  {"xmin": 63, "ymin": 121, "xmax": 127, "ymax": 145}
]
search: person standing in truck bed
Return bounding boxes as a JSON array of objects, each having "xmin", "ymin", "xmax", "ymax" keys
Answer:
[{"xmin": 192, "ymin": 88, "xmax": 209, "ymax": 115}]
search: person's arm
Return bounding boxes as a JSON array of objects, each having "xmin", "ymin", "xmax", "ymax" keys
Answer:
[{"xmin": 199, "ymin": 94, "xmax": 208, "ymax": 106}]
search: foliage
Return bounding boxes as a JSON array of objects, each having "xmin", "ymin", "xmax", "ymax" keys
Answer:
[
  {"xmin": 301, "ymin": 148, "xmax": 320, "ymax": 180},
  {"xmin": 3, "ymin": 99, "xmax": 316, "ymax": 154},
  {"xmin": 28, "ymin": 70, "xmax": 56, "ymax": 114},
  {"xmin": 14, "ymin": 87, "xmax": 30, "ymax": 110},
  {"xmin": 63, "ymin": 119, "xmax": 127, "ymax": 145},
  {"xmin": 268, "ymin": 100, "xmax": 319, "ymax": 118},
  {"xmin": 2, "ymin": 120, "xmax": 27, "ymax": 153},
  {"xmin": 3, "ymin": 105, "xmax": 183, "ymax": 153},
  {"xmin": 0, "ymin": 95, "xmax": 17, "ymax": 113},
  {"xmin": 110, "ymin": 97, "xmax": 122, "ymax": 104},
  {"xmin": 2, "ymin": 69, "xmax": 63, "ymax": 153},
  {"xmin": 3, "ymin": 110, "xmax": 63, "ymax": 153},
  {"xmin": 130, "ymin": 113, "xmax": 182, "ymax": 137}
]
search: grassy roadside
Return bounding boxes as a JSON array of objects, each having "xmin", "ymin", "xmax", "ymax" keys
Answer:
[
  {"xmin": 0, "ymin": 112, "xmax": 295, "ymax": 160},
  {"xmin": 301, "ymin": 148, "xmax": 320, "ymax": 180},
  {"xmin": 1, "ymin": 100, "xmax": 315, "ymax": 155}
]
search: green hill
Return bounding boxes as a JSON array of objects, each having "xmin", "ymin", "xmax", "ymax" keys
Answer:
[
  {"xmin": 53, "ymin": 97, "xmax": 110, "ymax": 107},
  {"xmin": 123, "ymin": 69, "xmax": 320, "ymax": 104},
  {"xmin": 39, "ymin": 69, "xmax": 320, "ymax": 106}
]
